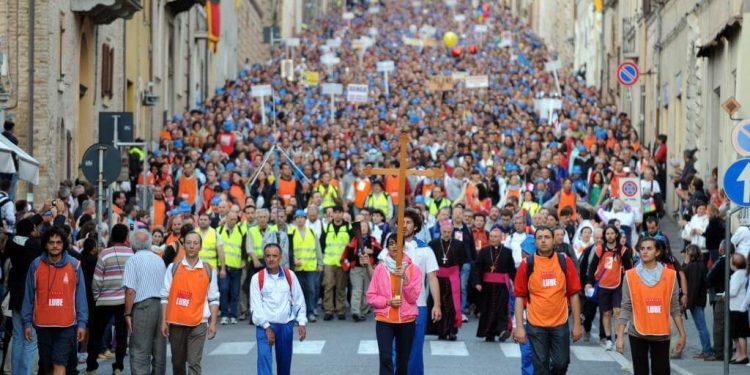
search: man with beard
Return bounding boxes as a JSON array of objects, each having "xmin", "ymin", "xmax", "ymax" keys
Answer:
[
  {"xmin": 473, "ymin": 228, "xmax": 516, "ymax": 342},
  {"xmin": 427, "ymin": 221, "xmax": 467, "ymax": 340}
]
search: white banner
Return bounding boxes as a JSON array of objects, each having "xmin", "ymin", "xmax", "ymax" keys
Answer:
[
  {"xmin": 346, "ymin": 84, "xmax": 369, "ymax": 103},
  {"xmin": 251, "ymin": 85, "xmax": 272, "ymax": 97},
  {"xmin": 322, "ymin": 83, "xmax": 344, "ymax": 96},
  {"xmin": 465, "ymin": 75, "xmax": 489, "ymax": 89}
]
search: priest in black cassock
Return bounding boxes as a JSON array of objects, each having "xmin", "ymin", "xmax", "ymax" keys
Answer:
[
  {"xmin": 426, "ymin": 220, "xmax": 467, "ymax": 340},
  {"xmin": 472, "ymin": 228, "xmax": 516, "ymax": 342}
]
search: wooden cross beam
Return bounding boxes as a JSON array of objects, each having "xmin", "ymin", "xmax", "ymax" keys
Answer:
[{"xmin": 364, "ymin": 132, "xmax": 444, "ymax": 299}]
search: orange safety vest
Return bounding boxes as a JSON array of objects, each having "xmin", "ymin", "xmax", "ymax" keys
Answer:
[
  {"xmin": 177, "ymin": 174, "xmax": 198, "ymax": 206},
  {"xmin": 166, "ymin": 233, "xmax": 180, "ymax": 247},
  {"xmin": 626, "ymin": 267, "xmax": 675, "ymax": 336},
  {"xmin": 153, "ymin": 200, "xmax": 166, "ymax": 228},
  {"xmin": 202, "ymin": 187, "xmax": 215, "ymax": 211},
  {"xmin": 609, "ymin": 173, "xmax": 622, "ymax": 198},
  {"xmin": 165, "ymin": 263, "xmax": 211, "ymax": 326},
  {"xmin": 594, "ymin": 245, "xmax": 627, "ymax": 289},
  {"xmin": 384, "ymin": 175, "xmax": 401, "ymax": 205},
  {"xmin": 229, "ymin": 185, "xmax": 246, "ymax": 207},
  {"xmin": 526, "ymin": 255, "xmax": 569, "ymax": 328},
  {"xmin": 558, "ymin": 190, "xmax": 577, "ymax": 219},
  {"xmin": 278, "ymin": 178, "xmax": 297, "ymax": 206},
  {"xmin": 33, "ymin": 260, "xmax": 78, "ymax": 327},
  {"xmin": 353, "ymin": 179, "xmax": 371, "ymax": 209},
  {"xmin": 466, "ymin": 183, "xmax": 491, "ymax": 213}
]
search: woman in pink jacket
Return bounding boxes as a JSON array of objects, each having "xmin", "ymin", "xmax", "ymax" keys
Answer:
[{"xmin": 366, "ymin": 233, "xmax": 423, "ymax": 375}]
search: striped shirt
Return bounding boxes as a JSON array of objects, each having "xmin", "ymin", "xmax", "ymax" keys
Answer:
[
  {"xmin": 122, "ymin": 250, "xmax": 167, "ymax": 303},
  {"xmin": 93, "ymin": 245, "xmax": 134, "ymax": 306}
]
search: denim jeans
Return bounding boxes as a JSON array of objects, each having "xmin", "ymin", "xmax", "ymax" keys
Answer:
[
  {"xmin": 460, "ymin": 263, "xmax": 471, "ymax": 313},
  {"xmin": 521, "ymin": 324, "xmax": 534, "ymax": 375},
  {"xmin": 527, "ymin": 323, "xmax": 570, "ymax": 375},
  {"xmin": 12, "ymin": 310, "xmax": 37, "ymax": 375},
  {"xmin": 296, "ymin": 271, "xmax": 319, "ymax": 316},
  {"xmin": 690, "ymin": 306, "xmax": 713, "ymax": 354},
  {"xmin": 220, "ymin": 268, "xmax": 242, "ymax": 318}
]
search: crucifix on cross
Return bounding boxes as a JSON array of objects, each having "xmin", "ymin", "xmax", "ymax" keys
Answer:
[{"xmin": 364, "ymin": 132, "xmax": 443, "ymax": 299}]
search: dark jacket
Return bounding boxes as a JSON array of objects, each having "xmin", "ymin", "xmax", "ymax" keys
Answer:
[
  {"xmin": 6, "ymin": 235, "xmax": 42, "ymax": 311},
  {"xmin": 684, "ymin": 261, "xmax": 708, "ymax": 309},
  {"xmin": 707, "ymin": 256, "xmax": 726, "ymax": 294}
]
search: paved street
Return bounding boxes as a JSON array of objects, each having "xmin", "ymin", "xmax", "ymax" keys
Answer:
[{"xmin": 83, "ymin": 217, "xmax": 749, "ymax": 374}]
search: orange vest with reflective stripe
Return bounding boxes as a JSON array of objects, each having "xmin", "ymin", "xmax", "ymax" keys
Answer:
[
  {"xmin": 178, "ymin": 174, "xmax": 198, "ymax": 206},
  {"xmin": 626, "ymin": 267, "xmax": 675, "ymax": 336},
  {"xmin": 278, "ymin": 178, "xmax": 297, "ymax": 206},
  {"xmin": 594, "ymin": 246, "xmax": 626, "ymax": 289},
  {"xmin": 33, "ymin": 260, "xmax": 78, "ymax": 327},
  {"xmin": 385, "ymin": 175, "xmax": 401, "ymax": 205},
  {"xmin": 166, "ymin": 263, "xmax": 211, "ymax": 326},
  {"xmin": 153, "ymin": 200, "xmax": 166, "ymax": 228},
  {"xmin": 526, "ymin": 255, "xmax": 569, "ymax": 327},
  {"xmin": 354, "ymin": 179, "xmax": 371, "ymax": 209}
]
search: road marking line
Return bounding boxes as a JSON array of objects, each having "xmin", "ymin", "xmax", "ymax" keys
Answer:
[
  {"xmin": 499, "ymin": 343, "xmax": 521, "ymax": 358},
  {"xmin": 605, "ymin": 350, "xmax": 633, "ymax": 373},
  {"xmin": 358, "ymin": 340, "xmax": 379, "ymax": 355},
  {"xmin": 670, "ymin": 362, "xmax": 694, "ymax": 375},
  {"xmin": 430, "ymin": 341, "xmax": 469, "ymax": 356},
  {"xmin": 571, "ymin": 346, "xmax": 615, "ymax": 362},
  {"xmin": 294, "ymin": 340, "xmax": 325, "ymax": 354},
  {"xmin": 209, "ymin": 342, "xmax": 255, "ymax": 356}
]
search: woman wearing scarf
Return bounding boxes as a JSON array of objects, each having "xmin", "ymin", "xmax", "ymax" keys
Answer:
[
  {"xmin": 366, "ymin": 233, "xmax": 422, "ymax": 375},
  {"xmin": 616, "ymin": 237, "xmax": 686, "ymax": 375}
]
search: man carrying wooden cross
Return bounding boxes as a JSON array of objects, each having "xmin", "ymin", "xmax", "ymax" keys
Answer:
[{"xmin": 368, "ymin": 132, "xmax": 442, "ymax": 375}]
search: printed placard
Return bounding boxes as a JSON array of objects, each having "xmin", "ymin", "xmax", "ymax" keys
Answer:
[
  {"xmin": 346, "ymin": 84, "xmax": 369, "ymax": 103},
  {"xmin": 465, "ymin": 75, "xmax": 489, "ymax": 89},
  {"xmin": 427, "ymin": 75, "xmax": 454, "ymax": 92}
]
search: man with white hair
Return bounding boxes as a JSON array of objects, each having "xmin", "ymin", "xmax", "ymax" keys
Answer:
[{"xmin": 123, "ymin": 229, "xmax": 168, "ymax": 375}]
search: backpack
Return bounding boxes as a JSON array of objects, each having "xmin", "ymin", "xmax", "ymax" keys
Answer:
[
  {"xmin": 525, "ymin": 252, "xmax": 568, "ymax": 301},
  {"xmin": 258, "ymin": 267, "xmax": 293, "ymax": 291},
  {"xmin": 171, "ymin": 261, "xmax": 213, "ymax": 281}
]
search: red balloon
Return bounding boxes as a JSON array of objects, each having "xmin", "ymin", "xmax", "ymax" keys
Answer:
[
  {"xmin": 468, "ymin": 45, "xmax": 478, "ymax": 54},
  {"xmin": 451, "ymin": 47, "xmax": 462, "ymax": 58}
]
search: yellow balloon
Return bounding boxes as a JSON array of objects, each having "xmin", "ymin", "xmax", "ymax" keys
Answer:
[{"xmin": 443, "ymin": 32, "xmax": 458, "ymax": 48}]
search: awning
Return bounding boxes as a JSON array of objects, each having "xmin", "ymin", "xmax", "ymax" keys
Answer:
[
  {"xmin": 696, "ymin": 16, "xmax": 742, "ymax": 57},
  {"xmin": 0, "ymin": 141, "xmax": 14, "ymax": 175},
  {"xmin": 0, "ymin": 135, "xmax": 39, "ymax": 185}
]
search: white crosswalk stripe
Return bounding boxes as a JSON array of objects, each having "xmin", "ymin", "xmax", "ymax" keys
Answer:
[
  {"xmin": 293, "ymin": 340, "xmax": 326, "ymax": 354},
  {"xmin": 499, "ymin": 343, "xmax": 522, "ymax": 358},
  {"xmin": 358, "ymin": 340, "xmax": 380, "ymax": 355},
  {"xmin": 209, "ymin": 342, "xmax": 256, "ymax": 356},
  {"xmin": 571, "ymin": 346, "xmax": 615, "ymax": 362},
  {"xmin": 429, "ymin": 341, "xmax": 469, "ymax": 356}
]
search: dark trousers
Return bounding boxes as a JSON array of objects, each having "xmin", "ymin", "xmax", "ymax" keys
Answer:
[
  {"xmin": 87, "ymin": 304, "xmax": 127, "ymax": 371},
  {"xmin": 527, "ymin": 323, "xmax": 570, "ymax": 375},
  {"xmin": 297, "ymin": 271, "xmax": 320, "ymax": 316},
  {"xmin": 220, "ymin": 267, "xmax": 242, "ymax": 318},
  {"xmin": 582, "ymin": 299, "xmax": 597, "ymax": 334},
  {"xmin": 629, "ymin": 335, "xmax": 670, "ymax": 375},
  {"xmin": 713, "ymin": 298, "xmax": 726, "ymax": 357},
  {"xmin": 376, "ymin": 321, "xmax": 415, "ymax": 375}
]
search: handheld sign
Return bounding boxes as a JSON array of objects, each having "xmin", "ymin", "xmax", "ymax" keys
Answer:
[
  {"xmin": 465, "ymin": 75, "xmax": 489, "ymax": 89},
  {"xmin": 251, "ymin": 85, "xmax": 273, "ymax": 125},
  {"xmin": 427, "ymin": 75, "xmax": 454, "ymax": 92},
  {"xmin": 322, "ymin": 83, "xmax": 343, "ymax": 122},
  {"xmin": 343, "ymin": 12, "xmax": 354, "ymax": 20},
  {"xmin": 286, "ymin": 38, "xmax": 300, "ymax": 47},
  {"xmin": 346, "ymin": 84, "xmax": 369, "ymax": 103},
  {"xmin": 731, "ymin": 119, "xmax": 750, "ymax": 157},
  {"xmin": 617, "ymin": 61, "xmax": 639, "ymax": 86},
  {"xmin": 724, "ymin": 159, "xmax": 750, "ymax": 207},
  {"xmin": 377, "ymin": 61, "xmax": 395, "ymax": 96},
  {"xmin": 303, "ymin": 71, "xmax": 320, "ymax": 87}
]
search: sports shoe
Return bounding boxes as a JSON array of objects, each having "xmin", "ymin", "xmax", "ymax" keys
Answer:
[
  {"xmin": 308, "ymin": 314, "xmax": 317, "ymax": 323},
  {"xmin": 498, "ymin": 330, "xmax": 510, "ymax": 342},
  {"xmin": 461, "ymin": 314, "xmax": 469, "ymax": 323},
  {"xmin": 352, "ymin": 314, "xmax": 361, "ymax": 322},
  {"xmin": 605, "ymin": 340, "xmax": 614, "ymax": 351},
  {"xmin": 98, "ymin": 350, "xmax": 114, "ymax": 360},
  {"xmin": 220, "ymin": 317, "xmax": 229, "ymax": 325},
  {"xmin": 323, "ymin": 314, "xmax": 334, "ymax": 321},
  {"xmin": 583, "ymin": 332, "xmax": 591, "ymax": 342},
  {"xmin": 230, "ymin": 317, "xmax": 238, "ymax": 325},
  {"xmin": 77, "ymin": 352, "xmax": 88, "ymax": 364}
]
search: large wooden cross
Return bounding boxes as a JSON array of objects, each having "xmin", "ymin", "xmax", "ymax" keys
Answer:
[{"xmin": 364, "ymin": 132, "xmax": 443, "ymax": 299}]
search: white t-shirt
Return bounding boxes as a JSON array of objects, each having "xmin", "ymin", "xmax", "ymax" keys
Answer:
[{"xmin": 378, "ymin": 238, "xmax": 438, "ymax": 307}]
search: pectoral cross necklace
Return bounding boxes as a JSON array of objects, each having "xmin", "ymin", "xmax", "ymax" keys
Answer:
[
  {"xmin": 490, "ymin": 246, "xmax": 500, "ymax": 273},
  {"xmin": 440, "ymin": 239, "xmax": 452, "ymax": 265}
]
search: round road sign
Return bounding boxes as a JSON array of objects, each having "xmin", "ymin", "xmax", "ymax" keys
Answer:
[
  {"xmin": 617, "ymin": 61, "xmax": 639, "ymax": 87},
  {"xmin": 731, "ymin": 119, "xmax": 750, "ymax": 157},
  {"xmin": 81, "ymin": 143, "xmax": 122, "ymax": 184},
  {"xmin": 621, "ymin": 180, "xmax": 639, "ymax": 197}
]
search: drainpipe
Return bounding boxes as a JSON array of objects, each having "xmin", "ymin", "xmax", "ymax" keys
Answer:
[
  {"xmin": 27, "ymin": 0, "xmax": 34, "ymax": 196},
  {"xmin": 654, "ymin": 1, "xmax": 663, "ymax": 138},
  {"xmin": 123, "ymin": 18, "xmax": 127, "ymax": 110}
]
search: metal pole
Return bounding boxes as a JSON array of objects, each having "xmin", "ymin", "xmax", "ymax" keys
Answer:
[
  {"xmin": 97, "ymin": 146, "xmax": 105, "ymax": 248},
  {"xmin": 723, "ymin": 205, "xmax": 739, "ymax": 375},
  {"xmin": 330, "ymin": 93, "xmax": 335, "ymax": 123},
  {"xmin": 260, "ymin": 96, "xmax": 267, "ymax": 125},
  {"xmin": 384, "ymin": 72, "xmax": 389, "ymax": 96},
  {"xmin": 552, "ymin": 68, "xmax": 561, "ymax": 97}
]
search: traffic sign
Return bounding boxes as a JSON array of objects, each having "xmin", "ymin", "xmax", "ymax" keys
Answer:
[
  {"xmin": 731, "ymin": 119, "xmax": 750, "ymax": 156},
  {"xmin": 81, "ymin": 143, "xmax": 121, "ymax": 184},
  {"xmin": 617, "ymin": 61, "xmax": 639, "ymax": 86},
  {"xmin": 723, "ymin": 159, "xmax": 750, "ymax": 207},
  {"xmin": 99, "ymin": 112, "xmax": 133, "ymax": 145}
]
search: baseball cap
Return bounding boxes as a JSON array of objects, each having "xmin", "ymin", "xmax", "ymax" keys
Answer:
[{"xmin": 294, "ymin": 209, "xmax": 307, "ymax": 218}]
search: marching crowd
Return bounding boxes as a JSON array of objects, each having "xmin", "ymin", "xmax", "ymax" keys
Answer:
[{"xmin": 1, "ymin": 0, "xmax": 750, "ymax": 375}]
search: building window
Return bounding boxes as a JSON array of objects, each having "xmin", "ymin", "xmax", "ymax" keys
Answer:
[{"xmin": 101, "ymin": 44, "xmax": 114, "ymax": 99}]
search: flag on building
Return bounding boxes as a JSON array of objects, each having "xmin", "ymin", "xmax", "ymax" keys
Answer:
[{"xmin": 207, "ymin": 0, "xmax": 221, "ymax": 52}]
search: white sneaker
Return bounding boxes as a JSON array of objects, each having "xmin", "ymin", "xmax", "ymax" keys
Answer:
[
  {"xmin": 605, "ymin": 340, "xmax": 614, "ymax": 351},
  {"xmin": 220, "ymin": 317, "xmax": 229, "ymax": 325},
  {"xmin": 461, "ymin": 314, "xmax": 468, "ymax": 323},
  {"xmin": 230, "ymin": 317, "xmax": 238, "ymax": 325}
]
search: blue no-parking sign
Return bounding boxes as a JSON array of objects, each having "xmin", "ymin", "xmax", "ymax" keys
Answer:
[
  {"xmin": 617, "ymin": 61, "xmax": 639, "ymax": 87},
  {"xmin": 731, "ymin": 119, "xmax": 750, "ymax": 156},
  {"xmin": 724, "ymin": 159, "xmax": 750, "ymax": 207}
]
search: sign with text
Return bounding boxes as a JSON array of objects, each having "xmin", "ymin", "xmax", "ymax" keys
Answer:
[
  {"xmin": 251, "ymin": 85, "xmax": 272, "ymax": 97},
  {"xmin": 303, "ymin": 71, "xmax": 320, "ymax": 87},
  {"xmin": 427, "ymin": 75, "xmax": 454, "ymax": 92},
  {"xmin": 322, "ymin": 83, "xmax": 344, "ymax": 96},
  {"xmin": 280, "ymin": 59, "xmax": 294, "ymax": 80},
  {"xmin": 618, "ymin": 177, "xmax": 642, "ymax": 211},
  {"xmin": 346, "ymin": 84, "xmax": 369, "ymax": 103},
  {"xmin": 464, "ymin": 75, "xmax": 489, "ymax": 89},
  {"xmin": 377, "ymin": 61, "xmax": 395, "ymax": 72}
]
